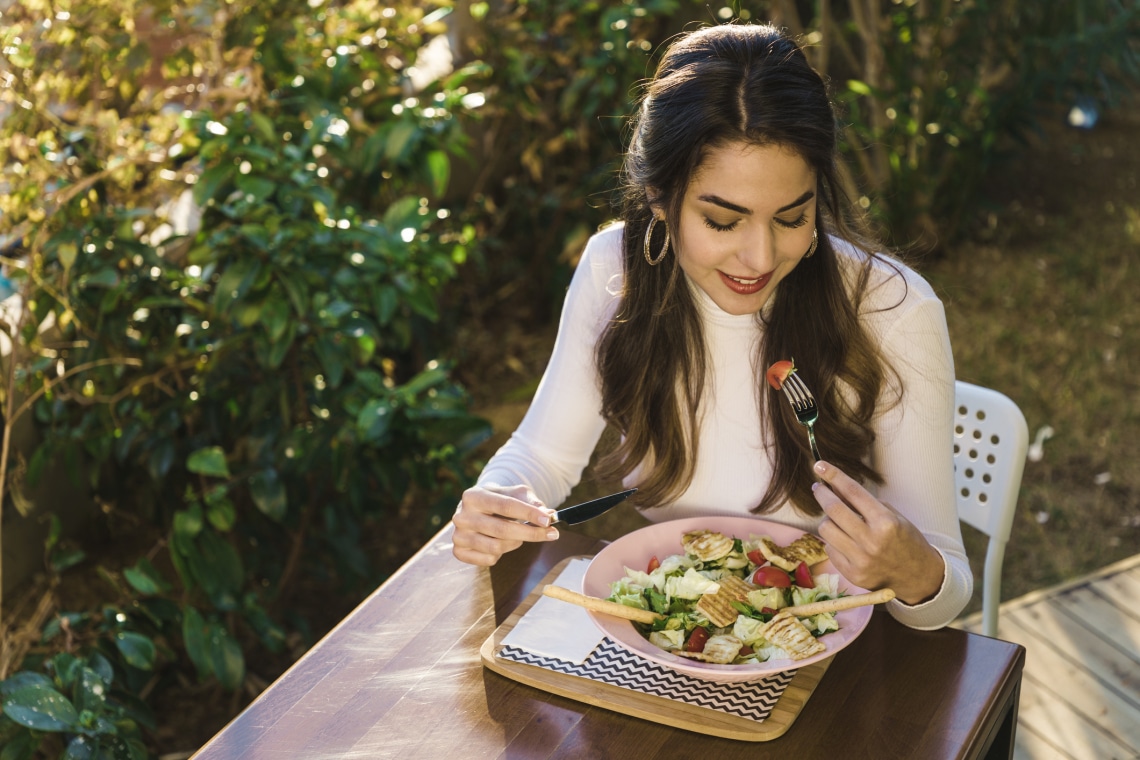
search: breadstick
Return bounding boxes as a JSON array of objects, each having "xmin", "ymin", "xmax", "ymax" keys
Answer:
[
  {"xmin": 782, "ymin": 588, "xmax": 896, "ymax": 617},
  {"xmin": 541, "ymin": 585, "xmax": 662, "ymax": 624}
]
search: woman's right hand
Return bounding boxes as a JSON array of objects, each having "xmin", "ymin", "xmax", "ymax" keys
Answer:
[{"xmin": 451, "ymin": 484, "xmax": 560, "ymax": 566}]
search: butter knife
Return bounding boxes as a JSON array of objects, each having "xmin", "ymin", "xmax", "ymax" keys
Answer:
[{"xmin": 549, "ymin": 488, "xmax": 637, "ymax": 526}]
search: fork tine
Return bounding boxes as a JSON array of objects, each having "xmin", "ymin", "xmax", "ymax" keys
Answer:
[
  {"xmin": 781, "ymin": 382, "xmax": 804, "ymax": 410},
  {"xmin": 785, "ymin": 372, "xmax": 815, "ymax": 404}
]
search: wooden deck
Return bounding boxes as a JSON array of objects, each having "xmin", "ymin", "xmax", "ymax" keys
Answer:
[{"xmin": 954, "ymin": 553, "xmax": 1140, "ymax": 759}]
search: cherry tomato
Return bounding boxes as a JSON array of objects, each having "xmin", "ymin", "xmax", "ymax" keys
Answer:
[
  {"xmin": 760, "ymin": 607, "xmax": 778, "ymax": 615},
  {"xmin": 752, "ymin": 565, "xmax": 792, "ymax": 588},
  {"xmin": 765, "ymin": 360, "xmax": 796, "ymax": 390},
  {"xmin": 738, "ymin": 644, "xmax": 754, "ymax": 656},
  {"xmin": 793, "ymin": 560, "xmax": 814, "ymax": 588},
  {"xmin": 685, "ymin": 626, "xmax": 710, "ymax": 653},
  {"xmin": 746, "ymin": 550, "xmax": 766, "ymax": 566},
  {"xmin": 647, "ymin": 555, "xmax": 660, "ymax": 574}
]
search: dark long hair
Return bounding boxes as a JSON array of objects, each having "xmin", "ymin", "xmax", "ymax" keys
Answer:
[{"xmin": 595, "ymin": 23, "xmax": 899, "ymax": 515}]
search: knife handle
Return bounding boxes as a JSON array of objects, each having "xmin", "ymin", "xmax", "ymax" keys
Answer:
[{"xmin": 542, "ymin": 585, "xmax": 662, "ymax": 625}]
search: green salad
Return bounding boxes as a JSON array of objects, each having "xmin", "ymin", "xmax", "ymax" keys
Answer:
[{"xmin": 606, "ymin": 530, "xmax": 844, "ymax": 663}]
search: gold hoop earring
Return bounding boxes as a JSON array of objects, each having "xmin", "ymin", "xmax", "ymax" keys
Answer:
[
  {"xmin": 643, "ymin": 217, "xmax": 670, "ymax": 266},
  {"xmin": 804, "ymin": 229, "xmax": 818, "ymax": 259}
]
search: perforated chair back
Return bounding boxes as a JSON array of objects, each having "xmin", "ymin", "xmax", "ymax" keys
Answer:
[{"xmin": 953, "ymin": 381, "xmax": 1029, "ymax": 638}]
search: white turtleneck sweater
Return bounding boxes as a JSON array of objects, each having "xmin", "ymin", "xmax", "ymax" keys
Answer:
[{"xmin": 477, "ymin": 223, "xmax": 971, "ymax": 629}]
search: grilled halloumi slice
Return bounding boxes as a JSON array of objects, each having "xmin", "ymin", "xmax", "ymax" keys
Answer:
[
  {"xmin": 760, "ymin": 612, "xmax": 827, "ymax": 660},
  {"xmin": 681, "ymin": 530, "xmax": 735, "ymax": 562},
  {"xmin": 695, "ymin": 575, "xmax": 756, "ymax": 627},
  {"xmin": 673, "ymin": 634, "xmax": 743, "ymax": 664},
  {"xmin": 758, "ymin": 533, "xmax": 828, "ymax": 572}
]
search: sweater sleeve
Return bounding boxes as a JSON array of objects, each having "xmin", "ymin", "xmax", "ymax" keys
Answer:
[
  {"xmin": 474, "ymin": 230, "xmax": 617, "ymax": 508},
  {"xmin": 869, "ymin": 292, "xmax": 973, "ymax": 629}
]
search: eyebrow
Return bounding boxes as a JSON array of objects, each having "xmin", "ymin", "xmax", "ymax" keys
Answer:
[{"xmin": 697, "ymin": 190, "xmax": 815, "ymax": 215}]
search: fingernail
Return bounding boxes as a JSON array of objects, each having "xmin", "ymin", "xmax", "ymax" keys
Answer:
[
  {"xmin": 538, "ymin": 514, "xmax": 550, "ymax": 527},
  {"xmin": 811, "ymin": 482, "xmax": 820, "ymax": 492},
  {"xmin": 546, "ymin": 528, "xmax": 560, "ymax": 540},
  {"xmin": 813, "ymin": 461, "xmax": 827, "ymax": 475}
]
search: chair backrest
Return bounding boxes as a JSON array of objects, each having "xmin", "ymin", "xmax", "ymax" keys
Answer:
[{"xmin": 953, "ymin": 381, "xmax": 1029, "ymax": 638}]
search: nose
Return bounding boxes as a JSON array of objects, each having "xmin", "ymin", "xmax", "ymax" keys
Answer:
[{"xmin": 736, "ymin": 226, "xmax": 777, "ymax": 274}]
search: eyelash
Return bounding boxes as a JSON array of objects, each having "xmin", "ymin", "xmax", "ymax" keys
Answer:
[
  {"xmin": 776, "ymin": 214, "xmax": 809, "ymax": 229},
  {"xmin": 703, "ymin": 218, "xmax": 739, "ymax": 232},
  {"xmin": 702, "ymin": 214, "xmax": 809, "ymax": 232}
]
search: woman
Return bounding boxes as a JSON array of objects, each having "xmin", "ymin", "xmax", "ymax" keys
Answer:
[{"xmin": 452, "ymin": 23, "xmax": 970, "ymax": 630}]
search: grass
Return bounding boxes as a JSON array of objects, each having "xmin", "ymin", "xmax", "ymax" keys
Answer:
[
  {"xmin": 925, "ymin": 101, "xmax": 1140, "ymax": 609},
  {"xmin": 464, "ymin": 98, "xmax": 1140, "ymax": 619}
]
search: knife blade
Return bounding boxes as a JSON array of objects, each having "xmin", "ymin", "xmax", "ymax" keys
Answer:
[{"xmin": 549, "ymin": 488, "xmax": 637, "ymax": 526}]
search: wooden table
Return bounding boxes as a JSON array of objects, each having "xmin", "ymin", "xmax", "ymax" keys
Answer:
[{"xmin": 192, "ymin": 524, "xmax": 1026, "ymax": 759}]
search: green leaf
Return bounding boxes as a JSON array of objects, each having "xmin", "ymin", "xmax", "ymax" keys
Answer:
[
  {"xmin": 57, "ymin": 242, "xmax": 78, "ymax": 273},
  {"xmin": 73, "ymin": 667, "xmax": 108, "ymax": 714},
  {"xmin": 277, "ymin": 271, "xmax": 309, "ymax": 316},
  {"xmin": 0, "ymin": 672, "xmax": 54, "ymax": 697},
  {"xmin": 373, "ymin": 285, "xmax": 399, "ymax": 325},
  {"xmin": 847, "ymin": 79, "xmax": 873, "ymax": 97},
  {"xmin": 205, "ymin": 622, "xmax": 245, "ymax": 690},
  {"xmin": 173, "ymin": 503, "xmax": 203, "ymax": 539},
  {"xmin": 45, "ymin": 514, "xmax": 62, "ymax": 554},
  {"xmin": 123, "ymin": 557, "xmax": 171, "ymax": 596},
  {"xmin": 264, "ymin": 320, "xmax": 297, "ymax": 369},
  {"xmin": 147, "ymin": 439, "xmax": 175, "ymax": 481},
  {"xmin": 206, "ymin": 497, "xmax": 237, "ymax": 532},
  {"xmin": 79, "ymin": 269, "xmax": 119, "ymax": 289},
  {"xmin": 194, "ymin": 163, "xmax": 236, "ymax": 205},
  {"xmin": 62, "ymin": 735, "xmax": 96, "ymax": 760},
  {"xmin": 426, "ymin": 150, "xmax": 450, "ymax": 197},
  {"xmin": 259, "ymin": 291, "xmax": 291, "ymax": 342},
  {"xmin": 250, "ymin": 111, "xmax": 277, "ymax": 143},
  {"xmin": 402, "ymin": 366, "xmax": 449, "ymax": 397},
  {"xmin": 86, "ymin": 652, "xmax": 114, "ymax": 688},
  {"xmin": 384, "ymin": 121, "xmax": 417, "ymax": 160},
  {"xmin": 2, "ymin": 685, "xmax": 80, "ymax": 732},
  {"xmin": 113, "ymin": 632, "xmax": 156, "ymax": 671},
  {"xmin": 402, "ymin": 282, "xmax": 439, "ymax": 321},
  {"xmin": 190, "ymin": 529, "xmax": 244, "ymax": 607},
  {"xmin": 181, "ymin": 607, "xmax": 211, "ymax": 679},
  {"xmin": 355, "ymin": 399, "xmax": 393, "ymax": 443},
  {"xmin": 214, "ymin": 258, "xmax": 262, "ymax": 315},
  {"xmin": 0, "ymin": 731, "xmax": 37, "ymax": 760},
  {"xmin": 249, "ymin": 469, "xmax": 287, "ymax": 521},
  {"xmin": 49, "ymin": 547, "xmax": 86, "ymax": 574},
  {"xmin": 383, "ymin": 195, "xmax": 420, "ymax": 231},
  {"xmin": 314, "ymin": 335, "xmax": 346, "ymax": 388},
  {"xmin": 236, "ymin": 174, "xmax": 277, "ymax": 203},
  {"xmin": 187, "ymin": 447, "xmax": 231, "ymax": 478},
  {"xmin": 51, "ymin": 653, "xmax": 81, "ymax": 690}
]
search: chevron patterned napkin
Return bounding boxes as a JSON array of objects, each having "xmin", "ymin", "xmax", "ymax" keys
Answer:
[
  {"xmin": 497, "ymin": 557, "xmax": 795, "ymax": 721},
  {"xmin": 499, "ymin": 557, "xmax": 603, "ymax": 664}
]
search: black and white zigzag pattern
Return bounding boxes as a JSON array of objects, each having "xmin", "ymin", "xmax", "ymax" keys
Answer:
[{"xmin": 499, "ymin": 638, "xmax": 793, "ymax": 722}]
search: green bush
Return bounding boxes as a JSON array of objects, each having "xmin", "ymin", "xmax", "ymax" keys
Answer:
[
  {"xmin": 783, "ymin": 0, "xmax": 1140, "ymax": 246},
  {"xmin": 1, "ymin": 1, "xmax": 488, "ymax": 756}
]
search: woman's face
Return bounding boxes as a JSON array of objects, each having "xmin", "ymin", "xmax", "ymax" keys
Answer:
[{"xmin": 666, "ymin": 140, "xmax": 818, "ymax": 316}]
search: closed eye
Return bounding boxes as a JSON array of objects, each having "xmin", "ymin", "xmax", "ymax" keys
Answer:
[
  {"xmin": 703, "ymin": 217, "xmax": 740, "ymax": 232},
  {"xmin": 775, "ymin": 214, "xmax": 809, "ymax": 229}
]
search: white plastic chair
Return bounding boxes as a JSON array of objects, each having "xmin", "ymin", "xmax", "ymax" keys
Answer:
[{"xmin": 953, "ymin": 381, "xmax": 1029, "ymax": 638}]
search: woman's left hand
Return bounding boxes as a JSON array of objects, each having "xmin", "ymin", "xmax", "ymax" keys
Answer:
[{"xmin": 811, "ymin": 460, "xmax": 945, "ymax": 605}]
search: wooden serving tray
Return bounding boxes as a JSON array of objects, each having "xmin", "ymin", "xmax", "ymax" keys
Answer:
[{"xmin": 480, "ymin": 557, "xmax": 832, "ymax": 742}]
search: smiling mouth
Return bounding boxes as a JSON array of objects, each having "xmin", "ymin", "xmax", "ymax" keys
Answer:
[{"xmin": 718, "ymin": 270, "xmax": 772, "ymax": 295}]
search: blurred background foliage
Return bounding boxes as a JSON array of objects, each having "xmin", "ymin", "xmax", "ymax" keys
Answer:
[{"xmin": 0, "ymin": 0, "xmax": 1136, "ymax": 756}]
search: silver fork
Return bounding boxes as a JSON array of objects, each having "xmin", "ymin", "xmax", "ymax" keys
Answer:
[{"xmin": 782, "ymin": 371, "xmax": 821, "ymax": 462}]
